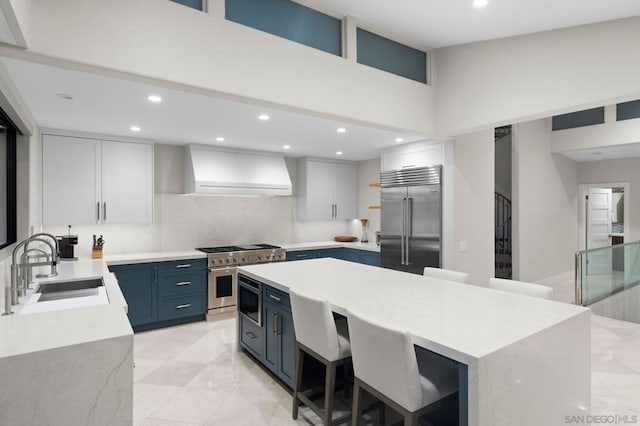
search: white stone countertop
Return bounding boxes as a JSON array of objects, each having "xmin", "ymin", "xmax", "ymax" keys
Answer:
[
  {"xmin": 279, "ymin": 241, "xmax": 380, "ymax": 253},
  {"xmin": 238, "ymin": 258, "xmax": 589, "ymax": 364},
  {"xmin": 105, "ymin": 250, "xmax": 206, "ymax": 265}
]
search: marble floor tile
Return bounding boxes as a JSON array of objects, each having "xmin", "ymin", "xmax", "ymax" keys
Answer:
[
  {"xmin": 149, "ymin": 388, "xmax": 231, "ymax": 424},
  {"xmin": 140, "ymin": 361, "xmax": 208, "ymax": 387},
  {"xmin": 134, "ymin": 315, "xmax": 640, "ymax": 425}
]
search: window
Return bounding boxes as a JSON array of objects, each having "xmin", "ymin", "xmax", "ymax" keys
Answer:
[
  {"xmin": 356, "ymin": 28, "xmax": 427, "ymax": 84},
  {"xmin": 225, "ymin": 0, "xmax": 342, "ymax": 56},
  {"xmin": 0, "ymin": 109, "xmax": 17, "ymax": 250},
  {"xmin": 169, "ymin": 0, "xmax": 204, "ymax": 11},
  {"xmin": 552, "ymin": 107, "xmax": 605, "ymax": 131},
  {"xmin": 616, "ymin": 99, "xmax": 640, "ymax": 121}
]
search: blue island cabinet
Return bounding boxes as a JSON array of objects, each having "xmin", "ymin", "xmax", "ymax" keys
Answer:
[
  {"xmin": 263, "ymin": 286, "xmax": 296, "ymax": 387},
  {"xmin": 109, "ymin": 258, "xmax": 207, "ymax": 332}
]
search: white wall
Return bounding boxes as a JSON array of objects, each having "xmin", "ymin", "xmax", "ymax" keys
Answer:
[
  {"xmin": 512, "ymin": 119, "xmax": 579, "ymax": 282},
  {"xmin": 433, "ymin": 17, "xmax": 640, "ymax": 137},
  {"xmin": 551, "ymin": 104, "xmax": 640, "ymax": 153},
  {"xmin": 2, "ymin": 0, "xmax": 435, "ymax": 135},
  {"xmin": 579, "ymin": 157, "xmax": 640, "ymax": 242},
  {"xmin": 453, "ymin": 129, "xmax": 494, "ymax": 286},
  {"xmin": 42, "ymin": 144, "xmax": 360, "ymax": 258}
]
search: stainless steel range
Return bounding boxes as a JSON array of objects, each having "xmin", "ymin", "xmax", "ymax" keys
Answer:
[{"xmin": 196, "ymin": 244, "xmax": 286, "ymax": 320}]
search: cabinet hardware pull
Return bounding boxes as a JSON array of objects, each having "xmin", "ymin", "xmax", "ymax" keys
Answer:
[
  {"xmin": 335, "ymin": 204, "xmax": 338, "ymax": 218},
  {"xmin": 245, "ymin": 331, "xmax": 256, "ymax": 339},
  {"xmin": 176, "ymin": 304, "xmax": 191, "ymax": 309},
  {"xmin": 176, "ymin": 281, "xmax": 191, "ymax": 286},
  {"xmin": 269, "ymin": 294, "xmax": 281, "ymax": 301},
  {"xmin": 272, "ymin": 313, "xmax": 278, "ymax": 334},
  {"xmin": 296, "ymin": 254, "xmax": 307, "ymax": 258},
  {"xmin": 176, "ymin": 264, "xmax": 191, "ymax": 269},
  {"xmin": 154, "ymin": 267, "xmax": 158, "ymax": 283},
  {"xmin": 96, "ymin": 202, "xmax": 100, "ymax": 222},
  {"xmin": 103, "ymin": 202, "xmax": 107, "ymax": 223}
]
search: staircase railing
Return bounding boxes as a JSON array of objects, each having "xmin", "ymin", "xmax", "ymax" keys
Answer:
[
  {"xmin": 495, "ymin": 192, "xmax": 512, "ymax": 279},
  {"xmin": 575, "ymin": 240, "xmax": 640, "ymax": 306}
]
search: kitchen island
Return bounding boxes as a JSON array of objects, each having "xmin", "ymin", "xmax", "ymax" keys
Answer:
[{"xmin": 238, "ymin": 258, "xmax": 591, "ymax": 426}]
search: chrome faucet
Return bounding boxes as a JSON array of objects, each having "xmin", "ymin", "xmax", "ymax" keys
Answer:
[{"xmin": 7, "ymin": 233, "xmax": 60, "ymax": 309}]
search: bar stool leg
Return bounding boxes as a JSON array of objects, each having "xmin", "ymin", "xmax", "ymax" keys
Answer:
[
  {"xmin": 324, "ymin": 361, "xmax": 337, "ymax": 426},
  {"xmin": 351, "ymin": 379, "xmax": 362, "ymax": 426},
  {"xmin": 404, "ymin": 411, "xmax": 417, "ymax": 426},
  {"xmin": 292, "ymin": 346, "xmax": 304, "ymax": 420}
]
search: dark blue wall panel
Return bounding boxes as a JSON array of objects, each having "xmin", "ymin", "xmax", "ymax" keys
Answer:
[
  {"xmin": 357, "ymin": 28, "xmax": 427, "ymax": 83},
  {"xmin": 552, "ymin": 107, "xmax": 605, "ymax": 131},
  {"xmin": 170, "ymin": 0, "xmax": 203, "ymax": 10},
  {"xmin": 225, "ymin": 0, "xmax": 342, "ymax": 56},
  {"xmin": 617, "ymin": 100, "xmax": 640, "ymax": 121}
]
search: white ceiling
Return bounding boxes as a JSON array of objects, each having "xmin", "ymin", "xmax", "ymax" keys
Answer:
[
  {"xmin": 1, "ymin": 58, "xmax": 425, "ymax": 161},
  {"xmin": 300, "ymin": 0, "xmax": 640, "ymax": 48},
  {"xmin": 561, "ymin": 143, "xmax": 640, "ymax": 162}
]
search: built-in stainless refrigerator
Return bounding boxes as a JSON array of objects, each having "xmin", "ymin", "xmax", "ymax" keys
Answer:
[{"xmin": 380, "ymin": 165, "xmax": 442, "ymax": 274}]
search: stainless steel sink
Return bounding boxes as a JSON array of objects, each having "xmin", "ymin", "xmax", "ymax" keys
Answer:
[{"xmin": 36, "ymin": 278, "xmax": 104, "ymax": 302}]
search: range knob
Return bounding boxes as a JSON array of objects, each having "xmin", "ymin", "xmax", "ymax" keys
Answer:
[{"xmin": 225, "ymin": 258, "xmax": 230, "ymax": 263}]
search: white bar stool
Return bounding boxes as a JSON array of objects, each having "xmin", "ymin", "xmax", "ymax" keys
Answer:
[
  {"xmin": 289, "ymin": 288, "xmax": 352, "ymax": 426},
  {"xmin": 347, "ymin": 309, "xmax": 459, "ymax": 426},
  {"xmin": 423, "ymin": 267, "xmax": 470, "ymax": 284},
  {"xmin": 488, "ymin": 277, "xmax": 554, "ymax": 299}
]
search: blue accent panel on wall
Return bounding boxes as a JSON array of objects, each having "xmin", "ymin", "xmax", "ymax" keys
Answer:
[
  {"xmin": 169, "ymin": 0, "xmax": 204, "ymax": 10},
  {"xmin": 552, "ymin": 107, "xmax": 605, "ymax": 130},
  {"xmin": 357, "ymin": 28, "xmax": 427, "ymax": 83},
  {"xmin": 617, "ymin": 99, "xmax": 640, "ymax": 121},
  {"xmin": 225, "ymin": 0, "xmax": 342, "ymax": 56}
]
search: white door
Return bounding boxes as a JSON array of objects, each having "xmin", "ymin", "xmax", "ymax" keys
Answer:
[
  {"xmin": 587, "ymin": 188, "xmax": 612, "ymax": 275},
  {"xmin": 101, "ymin": 141, "xmax": 153, "ymax": 224},
  {"xmin": 42, "ymin": 135, "xmax": 101, "ymax": 225},
  {"xmin": 332, "ymin": 162, "xmax": 357, "ymax": 220},
  {"xmin": 306, "ymin": 161, "xmax": 334, "ymax": 220}
]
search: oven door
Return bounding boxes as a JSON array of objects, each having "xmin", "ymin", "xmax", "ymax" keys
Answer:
[
  {"xmin": 238, "ymin": 275, "xmax": 261, "ymax": 326},
  {"xmin": 208, "ymin": 267, "xmax": 237, "ymax": 310}
]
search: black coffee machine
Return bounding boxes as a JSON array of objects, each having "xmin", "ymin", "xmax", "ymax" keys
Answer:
[{"xmin": 57, "ymin": 225, "xmax": 78, "ymax": 261}]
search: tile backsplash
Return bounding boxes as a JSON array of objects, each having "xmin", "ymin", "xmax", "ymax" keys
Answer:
[{"xmin": 43, "ymin": 193, "xmax": 359, "ymax": 258}]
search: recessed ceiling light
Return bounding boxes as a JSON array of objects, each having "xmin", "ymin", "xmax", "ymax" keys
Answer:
[
  {"xmin": 337, "ymin": 127, "xmax": 346, "ymax": 133},
  {"xmin": 473, "ymin": 0, "xmax": 488, "ymax": 8},
  {"xmin": 56, "ymin": 93, "xmax": 73, "ymax": 100},
  {"xmin": 216, "ymin": 136, "xmax": 225, "ymax": 142},
  {"xmin": 258, "ymin": 114, "xmax": 270, "ymax": 121},
  {"xmin": 283, "ymin": 145, "xmax": 291, "ymax": 149},
  {"xmin": 395, "ymin": 137, "xmax": 404, "ymax": 143},
  {"xmin": 130, "ymin": 125, "xmax": 141, "ymax": 132},
  {"xmin": 147, "ymin": 94, "xmax": 162, "ymax": 103},
  {"xmin": 336, "ymin": 151, "xmax": 343, "ymax": 156}
]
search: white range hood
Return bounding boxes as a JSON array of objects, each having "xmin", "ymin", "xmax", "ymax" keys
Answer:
[{"xmin": 185, "ymin": 144, "xmax": 292, "ymax": 196}]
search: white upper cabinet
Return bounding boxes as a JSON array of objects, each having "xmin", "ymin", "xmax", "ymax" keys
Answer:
[
  {"xmin": 101, "ymin": 140, "xmax": 153, "ymax": 224},
  {"xmin": 381, "ymin": 140, "xmax": 443, "ymax": 171},
  {"xmin": 42, "ymin": 134, "xmax": 153, "ymax": 226},
  {"xmin": 297, "ymin": 157, "xmax": 357, "ymax": 221}
]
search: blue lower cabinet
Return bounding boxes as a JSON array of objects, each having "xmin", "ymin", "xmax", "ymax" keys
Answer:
[
  {"xmin": 110, "ymin": 258, "xmax": 207, "ymax": 331},
  {"xmin": 286, "ymin": 250, "xmax": 318, "ymax": 261},
  {"xmin": 263, "ymin": 302, "xmax": 279, "ymax": 374},
  {"xmin": 157, "ymin": 294, "xmax": 206, "ymax": 321},
  {"xmin": 343, "ymin": 248, "xmax": 380, "ymax": 266},
  {"xmin": 239, "ymin": 315, "xmax": 263, "ymax": 359},
  {"xmin": 277, "ymin": 309, "xmax": 296, "ymax": 386},
  {"xmin": 109, "ymin": 264, "xmax": 157, "ymax": 327},
  {"xmin": 316, "ymin": 248, "xmax": 345, "ymax": 260}
]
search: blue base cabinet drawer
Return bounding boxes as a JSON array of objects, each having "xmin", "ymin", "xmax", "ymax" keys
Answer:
[
  {"xmin": 317, "ymin": 248, "xmax": 345, "ymax": 259},
  {"xmin": 156, "ymin": 259, "xmax": 206, "ymax": 275},
  {"xmin": 158, "ymin": 272, "xmax": 205, "ymax": 298},
  {"xmin": 286, "ymin": 250, "xmax": 317, "ymax": 261},
  {"xmin": 158, "ymin": 294, "xmax": 206, "ymax": 321},
  {"xmin": 264, "ymin": 286, "xmax": 290, "ymax": 308},
  {"xmin": 239, "ymin": 315, "xmax": 263, "ymax": 358}
]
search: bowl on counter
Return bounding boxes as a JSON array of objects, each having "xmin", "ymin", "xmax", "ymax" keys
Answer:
[{"xmin": 334, "ymin": 235, "xmax": 358, "ymax": 242}]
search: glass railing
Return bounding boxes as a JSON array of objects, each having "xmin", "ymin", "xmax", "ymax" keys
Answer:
[{"xmin": 575, "ymin": 240, "xmax": 640, "ymax": 306}]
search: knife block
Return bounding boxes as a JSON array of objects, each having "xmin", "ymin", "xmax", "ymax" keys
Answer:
[{"xmin": 91, "ymin": 248, "xmax": 103, "ymax": 259}]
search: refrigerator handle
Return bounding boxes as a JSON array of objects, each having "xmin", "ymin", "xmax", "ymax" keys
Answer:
[
  {"xmin": 401, "ymin": 197, "xmax": 406, "ymax": 265},
  {"xmin": 406, "ymin": 197, "xmax": 413, "ymax": 265}
]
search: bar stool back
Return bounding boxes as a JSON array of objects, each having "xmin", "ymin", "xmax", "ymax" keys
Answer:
[
  {"xmin": 423, "ymin": 267, "xmax": 470, "ymax": 284},
  {"xmin": 289, "ymin": 288, "xmax": 351, "ymax": 425},
  {"xmin": 488, "ymin": 277, "xmax": 554, "ymax": 299}
]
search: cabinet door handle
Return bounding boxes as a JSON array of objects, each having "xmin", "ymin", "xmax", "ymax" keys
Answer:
[
  {"xmin": 96, "ymin": 202, "xmax": 100, "ymax": 222},
  {"xmin": 176, "ymin": 281, "xmax": 191, "ymax": 286},
  {"xmin": 272, "ymin": 313, "xmax": 278, "ymax": 334},
  {"xmin": 245, "ymin": 331, "xmax": 256, "ymax": 339},
  {"xmin": 176, "ymin": 303, "xmax": 191, "ymax": 309},
  {"xmin": 154, "ymin": 267, "xmax": 158, "ymax": 283},
  {"xmin": 335, "ymin": 204, "xmax": 338, "ymax": 218},
  {"xmin": 296, "ymin": 254, "xmax": 308, "ymax": 258},
  {"xmin": 103, "ymin": 202, "xmax": 107, "ymax": 223},
  {"xmin": 176, "ymin": 264, "xmax": 191, "ymax": 269},
  {"xmin": 269, "ymin": 294, "xmax": 281, "ymax": 302}
]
